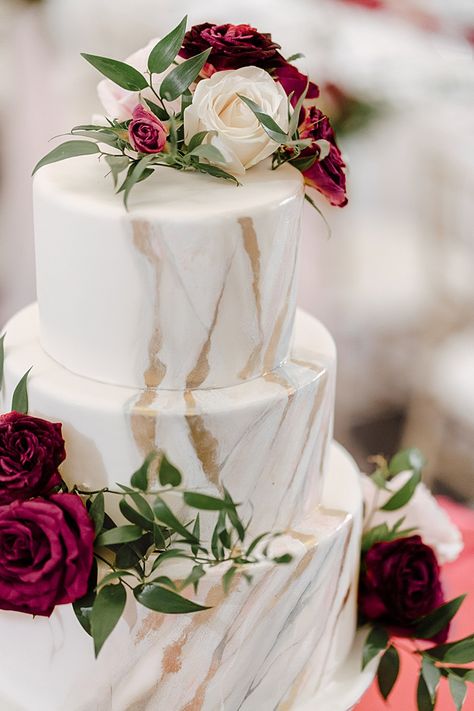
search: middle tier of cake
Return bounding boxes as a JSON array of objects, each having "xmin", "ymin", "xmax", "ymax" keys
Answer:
[{"xmin": 2, "ymin": 306, "xmax": 335, "ymax": 534}]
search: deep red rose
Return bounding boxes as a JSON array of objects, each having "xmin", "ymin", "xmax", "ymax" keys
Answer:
[
  {"xmin": 180, "ymin": 22, "xmax": 281, "ymax": 71},
  {"xmin": 128, "ymin": 105, "xmax": 168, "ymax": 154},
  {"xmin": 296, "ymin": 106, "xmax": 348, "ymax": 207},
  {"xmin": 179, "ymin": 22, "xmax": 319, "ymax": 103},
  {"xmin": 0, "ymin": 412, "xmax": 65, "ymax": 505},
  {"xmin": 0, "ymin": 494, "xmax": 94, "ymax": 616},
  {"xmin": 359, "ymin": 535, "xmax": 448, "ymax": 642},
  {"xmin": 272, "ymin": 63, "xmax": 319, "ymax": 106}
]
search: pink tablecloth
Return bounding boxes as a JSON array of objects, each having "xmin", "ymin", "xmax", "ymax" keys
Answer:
[{"xmin": 356, "ymin": 497, "xmax": 474, "ymax": 711}]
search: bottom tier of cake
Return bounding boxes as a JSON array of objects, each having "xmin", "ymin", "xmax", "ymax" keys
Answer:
[{"xmin": 0, "ymin": 443, "xmax": 362, "ymax": 711}]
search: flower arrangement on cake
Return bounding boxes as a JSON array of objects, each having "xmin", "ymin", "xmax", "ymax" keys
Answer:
[{"xmin": 33, "ymin": 17, "xmax": 348, "ymax": 210}]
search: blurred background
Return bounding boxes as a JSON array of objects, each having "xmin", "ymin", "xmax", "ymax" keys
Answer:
[{"xmin": 0, "ymin": 0, "xmax": 473, "ymax": 501}]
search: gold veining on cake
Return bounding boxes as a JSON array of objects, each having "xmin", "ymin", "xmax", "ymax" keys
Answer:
[
  {"xmin": 184, "ymin": 390, "xmax": 221, "ymax": 489},
  {"xmin": 132, "ymin": 220, "xmax": 167, "ymax": 388},
  {"xmin": 238, "ymin": 217, "xmax": 264, "ymax": 379},
  {"xmin": 130, "ymin": 388, "xmax": 157, "ymax": 458},
  {"xmin": 185, "ymin": 279, "xmax": 227, "ymax": 389}
]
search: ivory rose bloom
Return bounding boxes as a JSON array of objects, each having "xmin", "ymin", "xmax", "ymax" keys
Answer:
[{"xmin": 184, "ymin": 66, "xmax": 289, "ymax": 175}]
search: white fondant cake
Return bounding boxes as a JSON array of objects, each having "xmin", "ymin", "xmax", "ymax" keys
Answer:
[{"xmin": 0, "ymin": 157, "xmax": 366, "ymax": 710}]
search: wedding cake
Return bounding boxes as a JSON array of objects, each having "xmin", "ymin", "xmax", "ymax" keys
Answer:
[
  {"xmin": 0, "ymin": 18, "xmax": 367, "ymax": 711},
  {"xmin": 0, "ymin": 153, "xmax": 363, "ymax": 711}
]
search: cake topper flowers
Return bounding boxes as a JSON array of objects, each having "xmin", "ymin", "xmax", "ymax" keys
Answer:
[{"xmin": 33, "ymin": 17, "xmax": 347, "ymax": 209}]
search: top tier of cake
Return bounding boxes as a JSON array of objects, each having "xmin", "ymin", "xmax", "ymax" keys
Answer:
[{"xmin": 33, "ymin": 157, "xmax": 304, "ymax": 390}]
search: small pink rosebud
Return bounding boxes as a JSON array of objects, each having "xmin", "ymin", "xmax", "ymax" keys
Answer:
[{"xmin": 128, "ymin": 105, "xmax": 168, "ymax": 154}]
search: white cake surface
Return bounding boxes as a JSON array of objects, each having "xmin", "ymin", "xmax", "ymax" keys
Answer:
[
  {"xmin": 33, "ymin": 156, "xmax": 304, "ymax": 390},
  {"xmin": 0, "ymin": 443, "xmax": 362, "ymax": 711},
  {"xmin": 1, "ymin": 305, "xmax": 335, "ymax": 538}
]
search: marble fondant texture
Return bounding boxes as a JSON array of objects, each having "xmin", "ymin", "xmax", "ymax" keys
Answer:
[
  {"xmin": 33, "ymin": 157, "xmax": 304, "ymax": 390},
  {"xmin": 1, "ymin": 305, "xmax": 335, "ymax": 538},
  {"xmin": 0, "ymin": 444, "xmax": 362, "ymax": 711}
]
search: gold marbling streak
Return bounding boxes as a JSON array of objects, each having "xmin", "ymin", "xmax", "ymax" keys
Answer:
[
  {"xmin": 238, "ymin": 217, "xmax": 263, "ymax": 379},
  {"xmin": 184, "ymin": 390, "xmax": 221, "ymax": 489},
  {"xmin": 132, "ymin": 220, "xmax": 167, "ymax": 388}
]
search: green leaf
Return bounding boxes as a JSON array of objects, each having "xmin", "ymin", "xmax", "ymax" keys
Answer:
[
  {"xmin": 144, "ymin": 99, "xmax": 170, "ymax": 121},
  {"xmin": 148, "ymin": 16, "xmax": 188, "ymax": 74},
  {"xmin": 222, "ymin": 566, "xmax": 238, "ymax": 594},
  {"xmin": 195, "ymin": 162, "xmax": 240, "ymax": 184},
  {"xmin": 362, "ymin": 627, "xmax": 389, "ymax": 670},
  {"xmin": 73, "ymin": 559, "xmax": 97, "ymax": 636},
  {"xmin": 71, "ymin": 130, "xmax": 119, "ymax": 147},
  {"xmin": 286, "ymin": 52, "xmax": 305, "ymax": 62},
  {"xmin": 448, "ymin": 674, "xmax": 467, "ymax": 711},
  {"xmin": 105, "ymin": 155, "xmax": 130, "ymax": 188},
  {"xmin": 91, "ymin": 582, "xmax": 127, "ymax": 656},
  {"xmin": 0, "ymin": 333, "xmax": 5, "ymax": 393},
  {"xmin": 89, "ymin": 492, "xmax": 105, "ymax": 537},
  {"xmin": 377, "ymin": 645, "xmax": 400, "ymax": 699},
  {"xmin": 134, "ymin": 583, "xmax": 210, "ymax": 614},
  {"xmin": 187, "ymin": 130, "xmax": 215, "ymax": 152},
  {"xmin": 381, "ymin": 470, "xmax": 421, "ymax": 511},
  {"xmin": 121, "ymin": 156, "xmax": 156, "ymax": 208},
  {"xmin": 188, "ymin": 144, "xmax": 226, "ymax": 163},
  {"xmin": 126, "ymin": 491, "xmax": 154, "ymax": 520},
  {"xmin": 130, "ymin": 451, "xmax": 157, "ymax": 491},
  {"xmin": 421, "ymin": 656, "xmax": 441, "ymax": 704},
  {"xmin": 371, "ymin": 468, "xmax": 390, "ymax": 490},
  {"xmin": 181, "ymin": 564, "xmax": 206, "ymax": 594},
  {"xmin": 361, "ymin": 523, "xmax": 390, "ymax": 552},
  {"xmin": 11, "ymin": 367, "xmax": 32, "ymax": 414},
  {"xmin": 119, "ymin": 499, "xmax": 154, "ymax": 530},
  {"xmin": 417, "ymin": 673, "xmax": 435, "ymax": 711},
  {"xmin": 427, "ymin": 634, "xmax": 474, "ymax": 663},
  {"xmin": 211, "ymin": 510, "xmax": 226, "ymax": 560},
  {"xmin": 97, "ymin": 570, "xmax": 137, "ymax": 588},
  {"xmin": 150, "ymin": 548, "xmax": 191, "ymax": 572},
  {"xmin": 237, "ymin": 95, "xmax": 288, "ymax": 143},
  {"xmin": 183, "ymin": 492, "xmax": 232, "ymax": 511},
  {"xmin": 273, "ymin": 553, "xmax": 293, "ymax": 564},
  {"xmin": 288, "ymin": 81, "xmax": 309, "ymax": 137},
  {"xmin": 191, "ymin": 514, "xmax": 201, "ymax": 557},
  {"xmin": 96, "ymin": 524, "xmax": 143, "ymax": 547},
  {"xmin": 158, "ymin": 455, "xmax": 182, "ymax": 488},
  {"xmin": 415, "ymin": 596, "xmax": 465, "ymax": 640},
  {"xmin": 290, "ymin": 154, "xmax": 318, "ymax": 173},
  {"xmin": 160, "ymin": 48, "xmax": 212, "ymax": 102},
  {"xmin": 81, "ymin": 54, "xmax": 148, "ymax": 91},
  {"xmin": 304, "ymin": 192, "xmax": 332, "ymax": 238},
  {"xmin": 445, "ymin": 668, "xmax": 474, "ymax": 682},
  {"xmin": 181, "ymin": 88, "xmax": 193, "ymax": 115},
  {"xmin": 153, "ymin": 496, "xmax": 197, "ymax": 543},
  {"xmin": 246, "ymin": 532, "xmax": 271, "ymax": 557},
  {"xmin": 389, "ymin": 448, "xmax": 426, "ymax": 476},
  {"xmin": 32, "ymin": 140, "xmax": 100, "ymax": 175}
]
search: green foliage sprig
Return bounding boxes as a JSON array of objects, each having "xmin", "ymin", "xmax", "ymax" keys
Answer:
[{"xmin": 73, "ymin": 452, "xmax": 291, "ymax": 656}]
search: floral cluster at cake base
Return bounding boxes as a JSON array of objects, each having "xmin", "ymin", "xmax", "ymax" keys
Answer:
[{"xmin": 359, "ymin": 448, "xmax": 474, "ymax": 711}]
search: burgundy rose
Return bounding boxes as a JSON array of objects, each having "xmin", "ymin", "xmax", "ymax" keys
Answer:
[
  {"xmin": 0, "ymin": 412, "xmax": 65, "ymax": 505},
  {"xmin": 296, "ymin": 106, "xmax": 348, "ymax": 207},
  {"xmin": 128, "ymin": 105, "xmax": 168, "ymax": 154},
  {"xmin": 359, "ymin": 535, "xmax": 448, "ymax": 642},
  {"xmin": 179, "ymin": 22, "xmax": 319, "ymax": 103},
  {"xmin": 180, "ymin": 22, "xmax": 281, "ymax": 72},
  {"xmin": 0, "ymin": 494, "xmax": 94, "ymax": 616}
]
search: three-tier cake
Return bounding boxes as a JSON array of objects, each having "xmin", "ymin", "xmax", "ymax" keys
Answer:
[{"xmin": 0, "ymin": 156, "xmax": 363, "ymax": 710}]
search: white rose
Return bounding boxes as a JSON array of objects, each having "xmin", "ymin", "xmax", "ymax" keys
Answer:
[
  {"xmin": 361, "ymin": 471, "xmax": 463, "ymax": 564},
  {"xmin": 97, "ymin": 38, "xmax": 179, "ymax": 121},
  {"xmin": 184, "ymin": 67, "xmax": 289, "ymax": 175}
]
